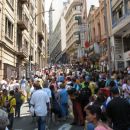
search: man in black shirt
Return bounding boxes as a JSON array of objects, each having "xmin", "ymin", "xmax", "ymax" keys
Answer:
[{"xmin": 107, "ymin": 87, "xmax": 130, "ymax": 130}]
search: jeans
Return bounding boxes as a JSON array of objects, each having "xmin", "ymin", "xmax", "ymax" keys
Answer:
[
  {"xmin": 37, "ymin": 116, "xmax": 46, "ymax": 130},
  {"xmin": 15, "ymin": 103, "xmax": 22, "ymax": 117}
]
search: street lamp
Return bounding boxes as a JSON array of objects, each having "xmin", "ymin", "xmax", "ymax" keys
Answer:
[{"xmin": 29, "ymin": 8, "xmax": 55, "ymax": 78}]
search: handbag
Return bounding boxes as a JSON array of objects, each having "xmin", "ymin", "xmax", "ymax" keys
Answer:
[{"xmin": 29, "ymin": 106, "xmax": 35, "ymax": 116}]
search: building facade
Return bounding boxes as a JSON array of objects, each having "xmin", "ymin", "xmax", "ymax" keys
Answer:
[
  {"xmin": 86, "ymin": 0, "xmax": 112, "ymax": 71},
  {"xmin": 49, "ymin": 19, "xmax": 62, "ymax": 64},
  {"xmin": 64, "ymin": 0, "xmax": 83, "ymax": 64},
  {"xmin": 110, "ymin": 0, "xmax": 130, "ymax": 70},
  {"xmin": 0, "ymin": 0, "xmax": 46, "ymax": 80}
]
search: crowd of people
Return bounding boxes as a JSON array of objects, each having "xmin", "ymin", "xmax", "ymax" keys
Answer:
[{"xmin": 0, "ymin": 65, "xmax": 130, "ymax": 130}]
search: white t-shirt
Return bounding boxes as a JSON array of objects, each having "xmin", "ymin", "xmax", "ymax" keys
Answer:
[
  {"xmin": 30, "ymin": 89, "xmax": 50, "ymax": 116},
  {"xmin": 122, "ymin": 84, "xmax": 130, "ymax": 98}
]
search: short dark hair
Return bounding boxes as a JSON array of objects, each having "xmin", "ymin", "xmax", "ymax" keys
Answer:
[
  {"xmin": 110, "ymin": 87, "xmax": 119, "ymax": 95},
  {"xmin": 72, "ymin": 77, "xmax": 76, "ymax": 82},
  {"xmin": 9, "ymin": 90, "xmax": 14, "ymax": 96},
  {"xmin": 110, "ymin": 81, "xmax": 116, "ymax": 88},
  {"xmin": 66, "ymin": 77, "xmax": 71, "ymax": 81},
  {"xmin": 86, "ymin": 105, "xmax": 102, "ymax": 120},
  {"xmin": 3, "ymin": 89, "xmax": 7, "ymax": 93}
]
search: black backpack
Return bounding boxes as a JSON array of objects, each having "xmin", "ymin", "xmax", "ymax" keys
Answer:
[{"xmin": 78, "ymin": 85, "xmax": 92, "ymax": 103}]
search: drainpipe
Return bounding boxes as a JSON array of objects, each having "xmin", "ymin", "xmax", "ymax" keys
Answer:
[{"xmin": 104, "ymin": 0, "xmax": 112, "ymax": 75}]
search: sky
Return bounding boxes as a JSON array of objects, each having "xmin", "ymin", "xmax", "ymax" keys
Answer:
[{"xmin": 45, "ymin": 0, "xmax": 99, "ymax": 30}]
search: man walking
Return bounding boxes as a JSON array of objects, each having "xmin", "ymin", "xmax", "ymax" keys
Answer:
[
  {"xmin": 107, "ymin": 87, "xmax": 130, "ymax": 130},
  {"xmin": 30, "ymin": 79, "xmax": 50, "ymax": 130}
]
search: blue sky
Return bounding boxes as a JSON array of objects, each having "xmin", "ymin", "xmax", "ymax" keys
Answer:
[{"xmin": 45, "ymin": 0, "xmax": 99, "ymax": 29}]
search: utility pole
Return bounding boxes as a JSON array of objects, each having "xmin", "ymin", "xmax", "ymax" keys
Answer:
[{"xmin": 104, "ymin": 0, "xmax": 112, "ymax": 75}]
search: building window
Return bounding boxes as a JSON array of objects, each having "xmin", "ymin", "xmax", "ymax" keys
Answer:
[
  {"xmin": 30, "ymin": 24, "xmax": 34, "ymax": 38},
  {"xmin": 24, "ymin": 39, "xmax": 28, "ymax": 50},
  {"xmin": 5, "ymin": 17, "xmax": 13, "ymax": 40},
  {"xmin": 118, "ymin": 6, "xmax": 123, "ymax": 19},
  {"xmin": 6, "ymin": 0, "xmax": 14, "ymax": 9},
  {"xmin": 123, "ymin": 35, "xmax": 130, "ymax": 52},
  {"xmin": 75, "ymin": 5, "xmax": 81, "ymax": 11},
  {"xmin": 42, "ymin": 21, "xmax": 44, "ymax": 32},
  {"xmin": 112, "ymin": 2, "xmax": 124, "ymax": 25},
  {"xmin": 126, "ymin": 0, "xmax": 130, "ymax": 14},
  {"xmin": 30, "ymin": 4, "xmax": 34, "ymax": 18},
  {"xmin": 30, "ymin": 47, "xmax": 33, "ymax": 57}
]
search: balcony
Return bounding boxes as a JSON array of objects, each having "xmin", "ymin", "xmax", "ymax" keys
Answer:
[
  {"xmin": 19, "ymin": 0, "xmax": 28, "ymax": 4},
  {"xmin": 17, "ymin": 45, "xmax": 28, "ymax": 58},
  {"xmin": 17, "ymin": 14, "xmax": 28, "ymax": 30}
]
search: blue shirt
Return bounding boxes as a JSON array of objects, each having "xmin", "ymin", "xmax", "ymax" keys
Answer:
[
  {"xmin": 73, "ymin": 83, "xmax": 80, "ymax": 91},
  {"xmin": 86, "ymin": 122, "xmax": 95, "ymax": 130},
  {"xmin": 57, "ymin": 76, "xmax": 64, "ymax": 82},
  {"xmin": 59, "ymin": 88, "xmax": 68, "ymax": 104}
]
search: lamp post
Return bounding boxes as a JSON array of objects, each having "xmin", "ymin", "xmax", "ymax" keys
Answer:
[{"xmin": 28, "ymin": 8, "xmax": 55, "ymax": 78}]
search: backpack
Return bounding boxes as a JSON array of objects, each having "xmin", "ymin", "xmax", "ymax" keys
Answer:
[
  {"xmin": 78, "ymin": 84, "xmax": 92, "ymax": 103},
  {"xmin": 4, "ymin": 96, "xmax": 15, "ymax": 113}
]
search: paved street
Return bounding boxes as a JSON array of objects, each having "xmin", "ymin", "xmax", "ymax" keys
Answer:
[{"xmin": 13, "ymin": 102, "xmax": 83, "ymax": 130}]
